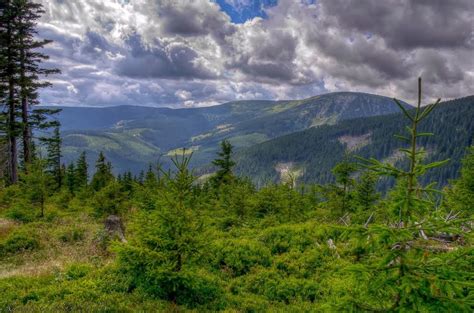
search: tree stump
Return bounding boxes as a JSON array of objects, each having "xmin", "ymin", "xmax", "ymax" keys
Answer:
[{"xmin": 104, "ymin": 215, "xmax": 126, "ymax": 242}]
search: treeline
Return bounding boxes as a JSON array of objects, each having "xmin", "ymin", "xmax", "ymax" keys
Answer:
[{"xmin": 0, "ymin": 0, "xmax": 60, "ymax": 185}]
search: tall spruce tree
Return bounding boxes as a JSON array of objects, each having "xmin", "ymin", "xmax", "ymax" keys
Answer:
[
  {"xmin": 0, "ymin": 0, "xmax": 59, "ymax": 183},
  {"xmin": 15, "ymin": 0, "xmax": 60, "ymax": 164},
  {"xmin": 0, "ymin": 0, "xmax": 20, "ymax": 183}
]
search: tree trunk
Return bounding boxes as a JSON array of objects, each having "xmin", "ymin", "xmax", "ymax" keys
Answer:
[
  {"xmin": 8, "ymin": 76, "xmax": 18, "ymax": 184},
  {"xmin": 40, "ymin": 196, "xmax": 44, "ymax": 217},
  {"xmin": 6, "ymin": 0, "xmax": 18, "ymax": 184},
  {"xmin": 20, "ymin": 40, "xmax": 31, "ymax": 165}
]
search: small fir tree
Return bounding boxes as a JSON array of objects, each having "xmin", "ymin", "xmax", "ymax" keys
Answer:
[
  {"xmin": 353, "ymin": 171, "xmax": 380, "ymax": 212},
  {"xmin": 351, "ymin": 78, "xmax": 469, "ymax": 311},
  {"xmin": 116, "ymin": 151, "xmax": 212, "ymax": 305},
  {"xmin": 445, "ymin": 145, "xmax": 474, "ymax": 216},
  {"xmin": 20, "ymin": 158, "xmax": 51, "ymax": 217},
  {"xmin": 210, "ymin": 139, "xmax": 236, "ymax": 187},
  {"xmin": 65, "ymin": 163, "xmax": 76, "ymax": 194},
  {"xmin": 41, "ymin": 126, "xmax": 62, "ymax": 190},
  {"xmin": 75, "ymin": 151, "xmax": 88, "ymax": 189},
  {"xmin": 90, "ymin": 152, "xmax": 114, "ymax": 191}
]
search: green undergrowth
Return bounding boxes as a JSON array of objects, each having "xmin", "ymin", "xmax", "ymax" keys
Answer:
[{"xmin": 0, "ymin": 210, "xmax": 374, "ymax": 312}]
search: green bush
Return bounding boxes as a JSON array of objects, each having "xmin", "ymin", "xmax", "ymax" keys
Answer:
[
  {"xmin": 93, "ymin": 229, "xmax": 111, "ymax": 252},
  {"xmin": 243, "ymin": 269, "xmax": 318, "ymax": 303},
  {"xmin": 260, "ymin": 224, "xmax": 315, "ymax": 254},
  {"xmin": 1, "ymin": 230, "xmax": 40, "ymax": 255},
  {"xmin": 0, "ymin": 184, "xmax": 21, "ymax": 207},
  {"xmin": 248, "ymin": 185, "xmax": 311, "ymax": 221},
  {"xmin": 138, "ymin": 269, "xmax": 222, "ymax": 307},
  {"xmin": 58, "ymin": 227, "xmax": 85, "ymax": 243},
  {"xmin": 5, "ymin": 202, "xmax": 36, "ymax": 223},
  {"xmin": 227, "ymin": 293, "xmax": 269, "ymax": 313},
  {"xmin": 116, "ymin": 243, "xmax": 223, "ymax": 308},
  {"xmin": 274, "ymin": 249, "xmax": 326, "ymax": 278},
  {"xmin": 90, "ymin": 181, "xmax": 128, "ymax": 217},
  {"xmin": 65, "ymin": 263, "xmax": 93, "ymax": 280},
  {"xmin": 211, "ymin": 238, "xmax": 272, "ymax": 276},
  {"xmin": 0, "ymin": 275, "xmax": 55, "ymax": 309},
  {"xmin": 44, "ymin": 209, "xmax": 60, "ymax": 222},
  {"xmin": 49, "ymin": 189, "xmax": 73, "ymax": 210}
]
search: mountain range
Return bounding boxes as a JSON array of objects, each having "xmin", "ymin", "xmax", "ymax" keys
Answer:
[{"xmin": 53, "ymin": 92, "xmax": 473, "ymax": 186}]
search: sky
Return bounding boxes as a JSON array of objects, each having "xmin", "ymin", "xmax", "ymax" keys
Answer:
[{"xmin": 37, "ymin": 0, "xmax": 474, "ymax": 108}]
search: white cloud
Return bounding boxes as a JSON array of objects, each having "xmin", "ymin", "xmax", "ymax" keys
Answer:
[{"xmin": 36, "ymin": 0, "xmax": 473, "ymax": 107}]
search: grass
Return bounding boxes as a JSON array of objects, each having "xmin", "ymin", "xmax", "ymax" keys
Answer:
[
  {"xmin": 268, "ymin": 100, "xmax": 305, "ymax": 114},
  {"xmin": 228, "ymin": 133, "xmax": 269, "ymax": 148},
  {"xmin": 0, "ymin": 204, "xmax": 179, "ymax": 312},
  {"xmin": 310, "ymin": 114, "xmax": 339, "ymax": 127},
  {"xmin": 0, "ymin": 218, "xmax": 16, "ymax": 240},
  {"xmin": 0, "ymin": 211, "xmax": 108, "ymax": 280}
]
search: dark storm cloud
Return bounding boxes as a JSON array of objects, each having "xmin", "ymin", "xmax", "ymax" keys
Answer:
[
  {"xmin": 308, "ymin": 31, "xmax": 410, "ymax": 81},
  {"xmin": 321, "ymin": 0, "xmax": 474, "ymax": 50},
  {"xmin": 156, "ymin": 0, "xmax": 236, "ymax": 42},
  {"xmin": 414, "ymin": 50, "xmax": 465, "ymax": 85},
  {"xmin": 115, "ymin": 34, "xmax": 218, "ymax": 79},
  {"xmin": 227, "ymin": 30, "xmax": 299, "ymax": 82}
]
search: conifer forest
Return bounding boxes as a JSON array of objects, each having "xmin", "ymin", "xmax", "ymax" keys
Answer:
[{"xmin": 0, "ymin": 1, "xmax": 473, "ymax": 312}]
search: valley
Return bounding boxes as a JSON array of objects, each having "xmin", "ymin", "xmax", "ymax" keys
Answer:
[
  {"xmin": 56, "ymin": 94, "xmax": 473, "ymax": 189},
  {"xmin": 57, "ymin": 92, "xmax": 410, "ymax": 176}
]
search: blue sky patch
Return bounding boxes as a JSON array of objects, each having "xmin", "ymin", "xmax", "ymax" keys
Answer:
[{"xmin": 215, "ymin": 0, "xmax": 278, "ymax": 23}]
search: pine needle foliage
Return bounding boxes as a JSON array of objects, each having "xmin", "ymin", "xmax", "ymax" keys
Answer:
[{"xmin": 349, "ymin": 78, "xmax": 472, "ymax": 311}]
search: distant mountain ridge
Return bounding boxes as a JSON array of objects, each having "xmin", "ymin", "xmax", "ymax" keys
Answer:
[
  {"xmin": 55, "ymin": 92, "xmax": 410, "ymax": 174},
  {"xmin": 234, "ymin": 96, "xmax": 474, "ymax": 188}
]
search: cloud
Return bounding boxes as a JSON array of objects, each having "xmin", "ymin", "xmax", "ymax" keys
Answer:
[
  {"xmin": 36, "ymin": 0, "xmax": 473, "ymax": 107},
  {"xmin": 115, "ymin": 34, "xmax": 219, "ymax": 79},
  {"xmin": 321, "ymin": 0, "xmax": 474, "ymax": 50}
]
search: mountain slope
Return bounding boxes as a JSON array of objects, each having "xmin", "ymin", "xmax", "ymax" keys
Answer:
[
  {"xmin": 234, "ymin": 96, "xmax": 474, "ymax": 188},
  {"xmin": 56, "ymin": 92, "xmax": 409, "ymax": 173},
  {"xmin": 188, "ymin": 92, "xmax": 409, "ymax": 149}
]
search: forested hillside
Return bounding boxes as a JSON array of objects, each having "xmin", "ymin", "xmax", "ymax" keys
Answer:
[
  {"xmin": 235, "ymin": 96, "xmax": 474, "ymax": 188},
  {"xmin": 57, "ymin": 92, "xmax": 408, "ymax": 174}
]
